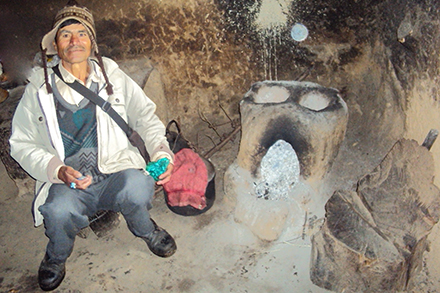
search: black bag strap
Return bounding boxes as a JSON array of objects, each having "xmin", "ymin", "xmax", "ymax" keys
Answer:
[{"xmin": 52, "ymin": 65, "xmax": 150, "ymax": 162}]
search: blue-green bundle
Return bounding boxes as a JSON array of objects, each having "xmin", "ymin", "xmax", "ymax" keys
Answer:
[{"xmin": 146, "ymin": 157, "xmax": 170, "ymax": 181}]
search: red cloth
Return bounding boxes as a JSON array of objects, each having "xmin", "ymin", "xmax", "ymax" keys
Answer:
[{"xmin": 163, "ymin": 148, "xmax": 208, "ymax": 209}]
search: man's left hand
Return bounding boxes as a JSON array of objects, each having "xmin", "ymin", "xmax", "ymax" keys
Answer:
[{"xmin": 156, "ymin": 163, "xmax": 174, "ymax": 185}]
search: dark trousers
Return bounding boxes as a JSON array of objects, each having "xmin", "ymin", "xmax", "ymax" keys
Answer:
[{"xmin": 39, "ymin": 168, "xmax": 155, "ymax": 263}]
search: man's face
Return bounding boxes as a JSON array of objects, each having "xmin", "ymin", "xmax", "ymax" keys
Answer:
[{"xmin": 54, "ymin": 23, "xmax": 92, "ymax": 66}]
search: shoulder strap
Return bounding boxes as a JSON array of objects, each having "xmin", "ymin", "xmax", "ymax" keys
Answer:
[{"xmin": 52, "ymin": 65, "xmax": 132, "ymax": 136}]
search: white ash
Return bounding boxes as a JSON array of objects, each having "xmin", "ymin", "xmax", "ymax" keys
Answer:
[
  {"xmin": 254, "ymin": 140, "xmax": 300, "ymax": 200},
  {"xmin": 298, "ymin": 91, "xmax": 330, "ymax": 111},
  {"xmin": 254, "ymin": 85, "xmax": 289, "ymax": 103}
]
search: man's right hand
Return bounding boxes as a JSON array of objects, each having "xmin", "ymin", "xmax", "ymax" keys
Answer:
[{"xmin": 58, "ymin": 166, "xmax": 92, "ymax": 189}]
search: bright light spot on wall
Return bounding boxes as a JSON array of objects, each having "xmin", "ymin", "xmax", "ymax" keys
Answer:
[{"xmin": 291, "ymin": 23, "xmax": 308, "ymax": 42}]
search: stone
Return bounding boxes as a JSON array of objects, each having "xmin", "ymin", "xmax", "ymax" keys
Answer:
[
  {"xmin": 143, "ymin": 67, "xmax": 170, "ymax": 125},
  {"xmin": 253, "ymin": 140, "xmax": 300, "ymax": 200},
  {"xmin": 118, "ymin": 57, "xmax": 170, "ymax": 124},
  {"xmin": 0, "ymin": 86, "xmax": 34, "ymax": 198},
  {"xmin": 234, "ymin": 194, "xmax": 289, "ymax": 241},
  {"xmin": 311, "ymin": 138, "xmax": 440, "ymax": 292}
]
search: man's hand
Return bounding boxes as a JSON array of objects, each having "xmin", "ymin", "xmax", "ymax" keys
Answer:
[
  {"xmin": 156, "ymin": 163, "xmax": 174, "ymax": 185},
  {"xmin": 58, "ymin": 166, "xmax": 92, "ymax": 189}
]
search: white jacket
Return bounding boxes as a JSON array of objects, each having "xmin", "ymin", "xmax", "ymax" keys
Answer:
[{"xmin": 10, "ymin": 57, "xmax": 173, "ymax": 226}]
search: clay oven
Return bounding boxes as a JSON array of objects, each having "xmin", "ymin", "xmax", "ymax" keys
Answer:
[{"xmin": 225, "ymin": 80, "xmax": 348, "ymax": 241}]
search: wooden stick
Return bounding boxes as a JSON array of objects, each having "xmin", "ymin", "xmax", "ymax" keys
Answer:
[{"xmin": 203, "ymin": 125, "xmax": 241, "ymax": 159}]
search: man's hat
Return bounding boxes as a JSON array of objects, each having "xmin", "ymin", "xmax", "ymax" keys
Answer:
[
  {"xmin": 41, "ymin": 0, "xmax": 97, "ymax": 55},
  {"xmin": 40, "ymin": 0, "xmax": 113, "ymax": 96}
]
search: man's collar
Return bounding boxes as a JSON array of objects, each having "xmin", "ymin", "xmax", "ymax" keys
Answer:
[{"xmin": 57, "ymin": 58, "xmax": 101, "ymax": 84}]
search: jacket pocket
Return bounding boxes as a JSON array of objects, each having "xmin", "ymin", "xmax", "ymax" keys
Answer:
[{"xmin": 107, "ymin": 93, "xmax": 128, "ymax": 127}]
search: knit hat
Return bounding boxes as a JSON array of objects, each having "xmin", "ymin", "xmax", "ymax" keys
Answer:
[
  {"xmin": 40, "ymin": 0, "xmax": 113, "ymax": 96},
  {"xmin": 41, "ymin": 0, "xmax": 98, "ymax": 55}
]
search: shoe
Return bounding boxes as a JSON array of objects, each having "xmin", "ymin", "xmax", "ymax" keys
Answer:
[
  {"xmin": 142, "ymin": 219, "xmax": 177, "ymax": 258},
  {"xmin": 38, "ymin": 253, "xmax": 66, "ymax": 291}
]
